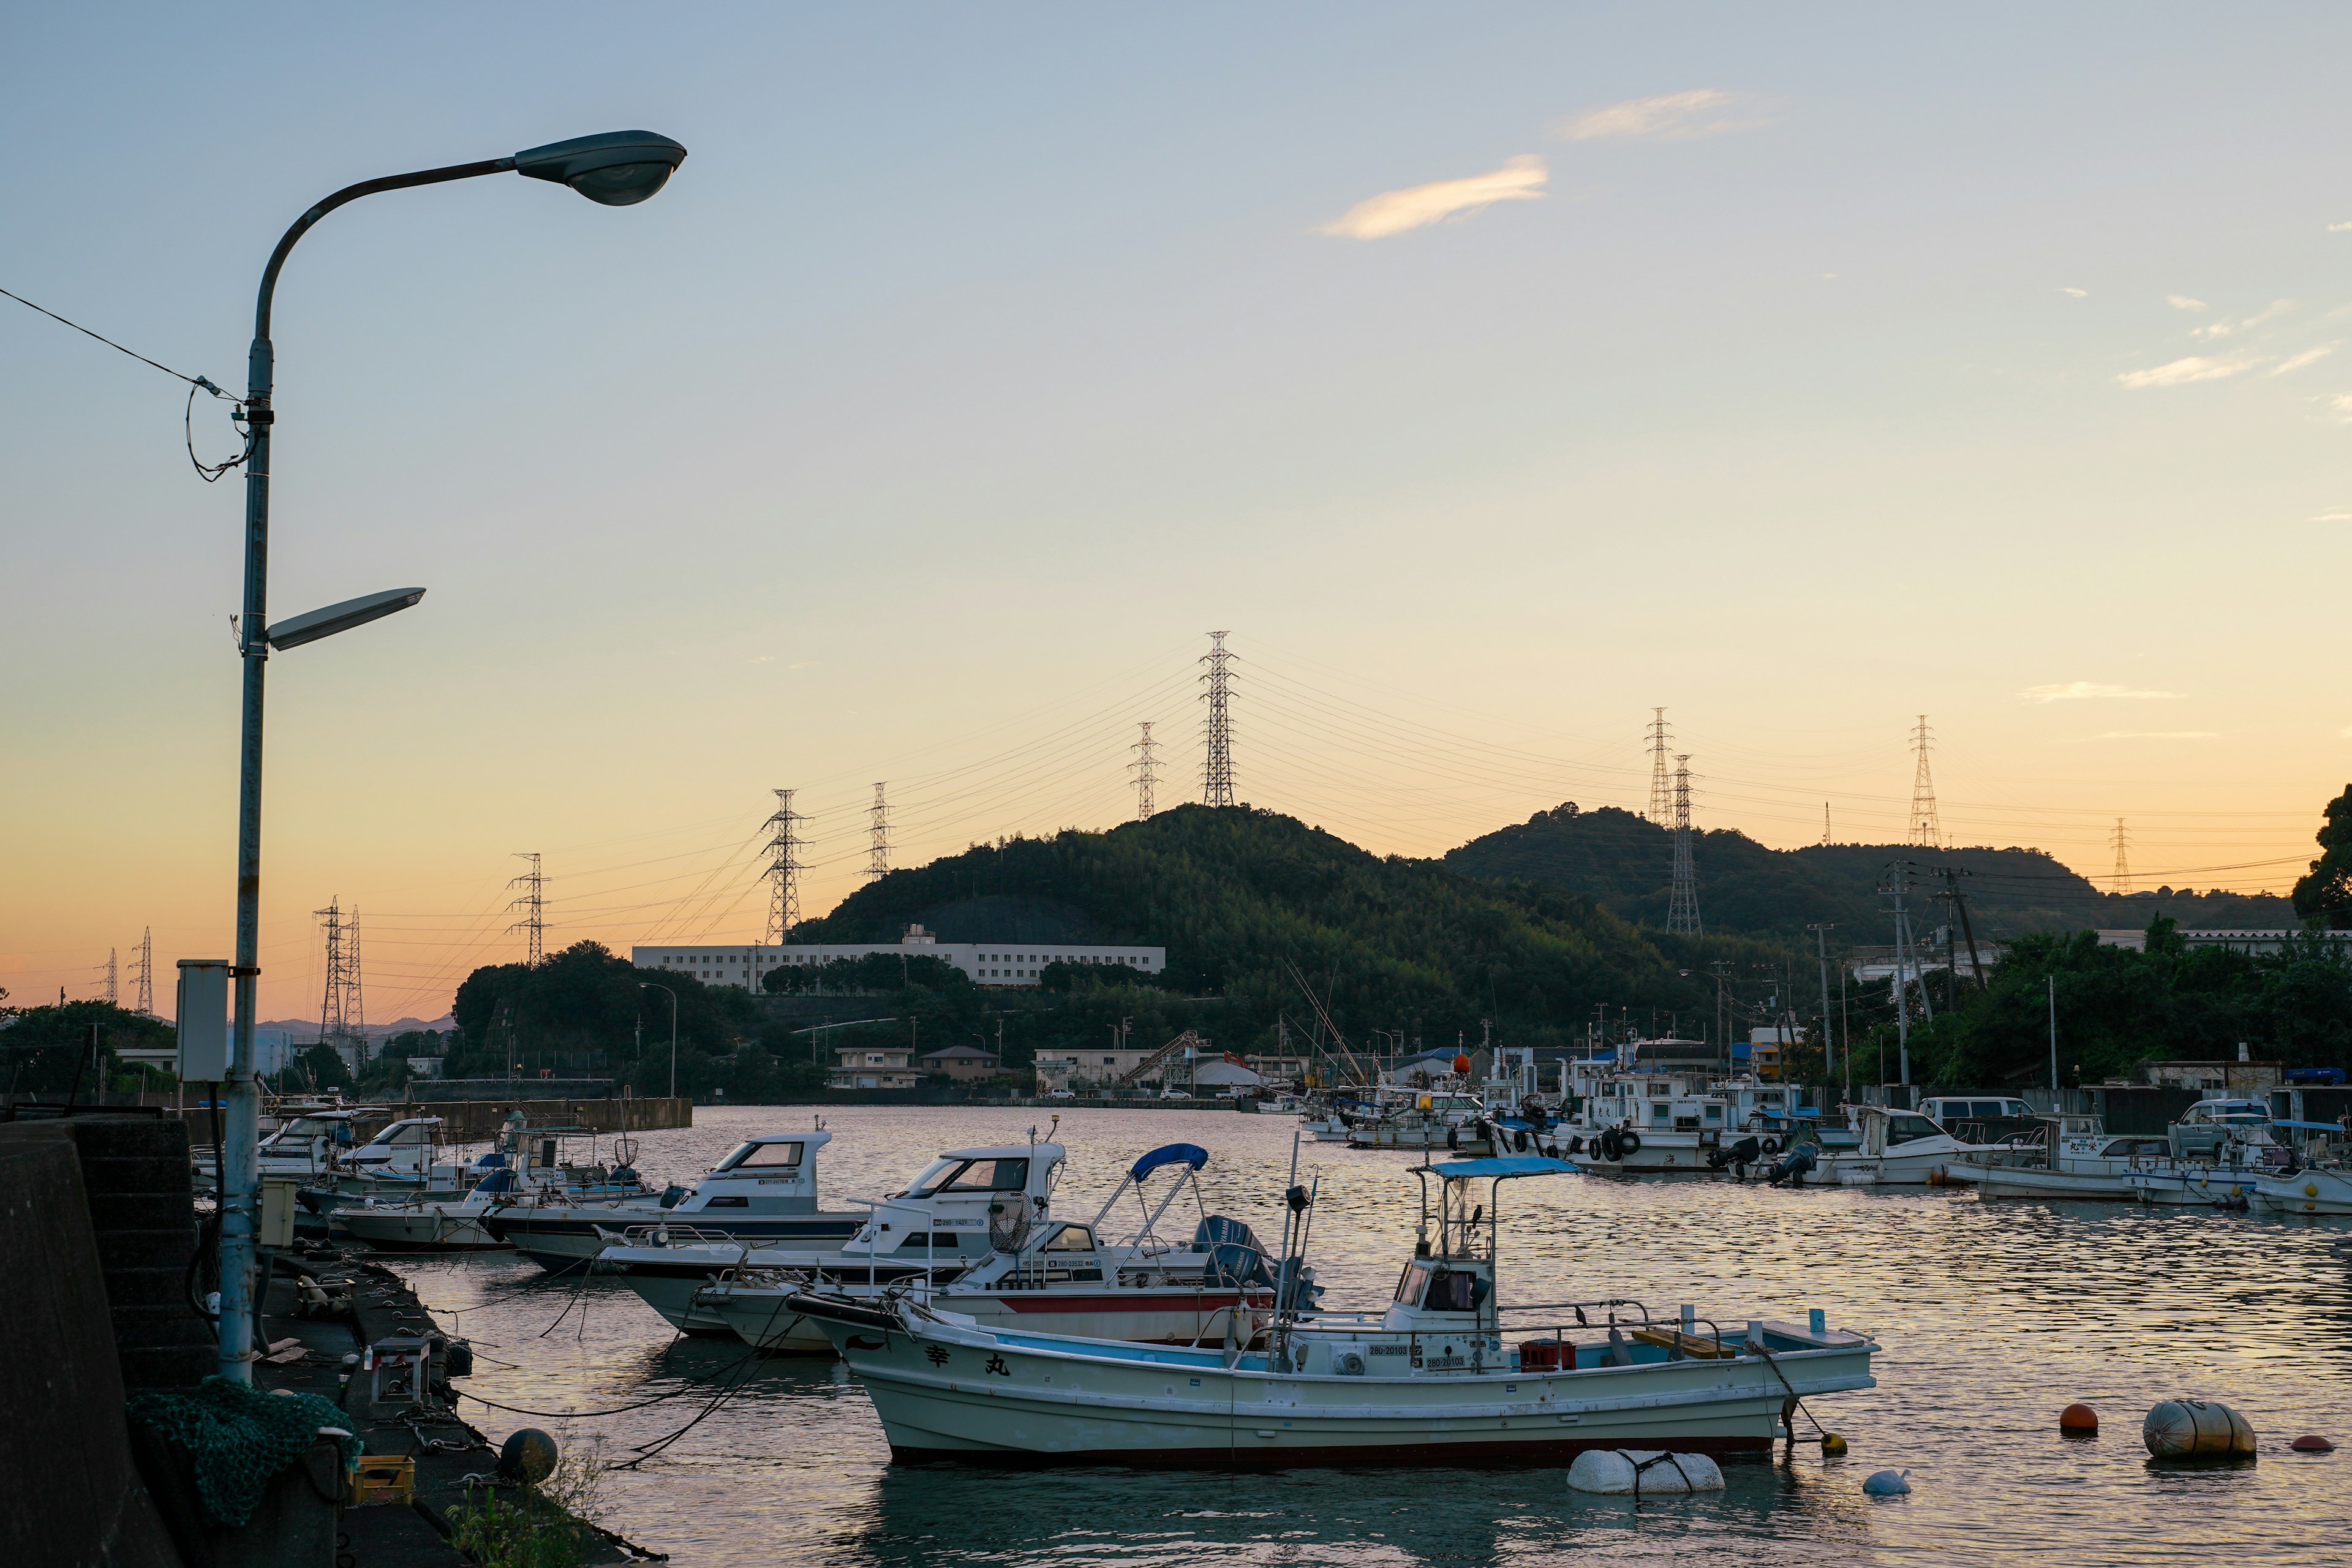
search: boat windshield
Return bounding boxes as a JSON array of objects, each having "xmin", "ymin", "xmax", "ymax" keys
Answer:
[
  {"xmin": 264, "ymin": 1116, "xmax": 341, "ymax": 1145},
  {"xmin": 907, "ymin": 1156, "xmax": 1031, "ymax": 1197},
  {"xmin": 712, "ymin": 1140, "xmax": 805, "ymax": 1173},
  {"xmin": 1884, "ymin": 1114, "xmax": 1943, "ymax": 1143}
]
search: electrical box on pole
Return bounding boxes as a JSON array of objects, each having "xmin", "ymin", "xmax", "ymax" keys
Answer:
[{"xmin": 176, "ymin": 959, "xmax": 232, "ymax": 1080}]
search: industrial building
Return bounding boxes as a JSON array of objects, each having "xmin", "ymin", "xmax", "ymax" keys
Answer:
[{"xmin": 630, "ymin": 923, "xmax": 1166, "ymax": 991}]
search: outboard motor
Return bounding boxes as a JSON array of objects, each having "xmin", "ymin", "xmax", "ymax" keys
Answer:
[
  {"xmin": 1766, "ymin": 1143, "xmax": 1819, "ymax": 1187},
  {"xmin": 1708, "ymin": 1135, "xmax": 1763, "ymax": 1174}
]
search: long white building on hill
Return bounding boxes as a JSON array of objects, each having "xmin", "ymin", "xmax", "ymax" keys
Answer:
[{"xmin": 630, "ymin": 922, "xmax": 1166, "ymax": 992}]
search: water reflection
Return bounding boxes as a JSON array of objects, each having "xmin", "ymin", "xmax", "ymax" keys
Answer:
[{"xmin": 399, "ymin": 1106, "xmax": 2352, "ymax": 1566}]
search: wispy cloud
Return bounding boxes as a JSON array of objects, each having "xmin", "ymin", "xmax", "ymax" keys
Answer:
[
  {"xmin": 2167, "ymin": 294, "xmax": 2208, "ymax": 311},
  {"xmin": 2117, "ymin": 353, "xmax": 2258, "ymax": 388},
  {"xmin": 2058, "ymin": 287, "xmax": 2088, "ymax": 298},
  {"xmin": 2327, "ymin": 394, "xmax": 2352, "ymax": 424},
  {"xmin": 1319, "ymin": 155, "xmax": 1547, "ymax": 240},
  {"xmin": 748, "ymin": 655, "xmax": 775, "ymax": 664},
  {"xmin": 2076, "ymin": 731, "xmax": 2217, "ymax": 741},
  {"xmin": 2330, "ymin": 222, "xmax": 2352, "ymax": 233},
  {"xmin": 2193, "ymin": 298, "xmax": 2297, "ymax": 340},
  {"xmin": 1556, "ymin": 89, "xmax": 1766, "ymax": 141},
  {"xmin": 2311, "ymin": 510, "xmax": 2352, "ymax": 522},
  {"xmin": 2021, "ymin": 681, "xmax": 2183, "ymax": 703},
  {"xmin": 2271, "ymin": 344, "xmax": 2337, "ymax": 375}
]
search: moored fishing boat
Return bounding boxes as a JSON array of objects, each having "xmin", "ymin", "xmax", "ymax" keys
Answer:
[
  {"xmin": 598, "ymin": 1136, "xmax": 1065, "ymax": 1331},
  {"xmin": 697, "ymin": 1144, "xmax": 1280, "ymax": 1352},
  {"xmin": 786, "ymin": 1155, "xmax": 1878, "ymax": 1466}
]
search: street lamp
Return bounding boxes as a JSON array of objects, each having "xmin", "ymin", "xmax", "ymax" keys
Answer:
[
  {"xmin": 214, "ymin": 130, "xmax": 688, "ymax": 1385},
  {"xmin": 640, "ymin": 982, "xmax": 679, "ymax": 1099}
]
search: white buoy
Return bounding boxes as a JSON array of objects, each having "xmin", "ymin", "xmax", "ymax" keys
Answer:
[
  {"xmin": 1567, "ymin": 1449, "xmax": 1726, "ymax": 1496},
  {"xmin": 1862, "ymin": 1468, "xmax": 1912, "ymax": 1496}
]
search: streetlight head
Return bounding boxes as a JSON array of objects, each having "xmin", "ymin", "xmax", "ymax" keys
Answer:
[
  {"xmin": 513, "ymin": 130, "xmax": 687, "ymax": 206},
  {"xmin": 263, "ymin": 587, "xmax": 426, "ymax": 651}
]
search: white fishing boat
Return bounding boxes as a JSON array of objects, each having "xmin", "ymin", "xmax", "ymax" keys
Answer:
[
  {"xmin": 2124, "ymin": 1099, "xmax": 2300, "ymax": 1207},
  {"xmin": 1811, "ymin": 1107, "xmax": 2013, "ymax": 1186},
  {"xmin": 786, "ymin": 1155, "xmax": 1879, "ymax": 1466},
  {"xmin": 1540, "ymin": 1061, "xmax": 1810, "ymax": 1176},
  {"xmin": 482, "ymin": 1125, "xmax": 864, "ymax": 1268},
  {"xmin": 696, "ymin": 1143, "xmax": 1280, "ymax": 1352},
  {"xmin": 1951, "ymin": 1116, "xmax": 2171, "ymax": 1200},
  {"xmin": 2249, "ymin": 1164, "xmax": 2352, "ymax": 1216},
  {"xmin": 336, "ymin": 1142, "xmax": 653, "ymax": 1251},
  {"xmin": 598, "ymin": 1136, "xmax": 1065, "ymax": 1332}
]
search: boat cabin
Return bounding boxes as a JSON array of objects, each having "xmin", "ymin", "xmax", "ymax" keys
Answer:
[
  {"xmin": 842, "ymin": 1141, "xmax": 1067, "ymax": 1259},
  {"xmin": 668, "ymin": 1129, "xmax": 835, "ymax": 1217}
]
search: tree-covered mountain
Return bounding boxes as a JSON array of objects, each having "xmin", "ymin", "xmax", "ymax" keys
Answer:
[
  {"xmin": 1443, "ymin": 804, "xmax": 2294, "ymax": 943},
  {"xmin": 797, "ymin": 804, "xmax": 1767, "ymax": 1056}
]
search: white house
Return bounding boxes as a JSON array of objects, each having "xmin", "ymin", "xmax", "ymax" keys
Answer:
[{"xmin": 632, "ymin": 924, "xmax": 1167, "ymax": 992}]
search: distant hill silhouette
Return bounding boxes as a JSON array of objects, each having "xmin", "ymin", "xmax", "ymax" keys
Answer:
[{"xmin": 1442, "ymin": 805, "xmax": 2294, "ymax": 941}]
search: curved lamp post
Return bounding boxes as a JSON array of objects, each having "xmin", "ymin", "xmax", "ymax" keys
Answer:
[
  {"xmin": 216, "ymin": 132, "xmax": 687, "ymax": 1383},
  {"xmin": 639, "ymin": 982, "xmax": 679, "ymax": 1099}
]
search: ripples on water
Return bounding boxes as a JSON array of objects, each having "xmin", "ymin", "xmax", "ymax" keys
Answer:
[{"xmin": 394, "ymin": 1107, "xmax": 2352, "ymax": 1566}]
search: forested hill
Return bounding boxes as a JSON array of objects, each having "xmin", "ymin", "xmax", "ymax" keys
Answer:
[
  {"xmin": 795, "ymin": 805, "xmax": 1752, "ymax": 1053},
  {"xmin": 1442, "ymin": 805, "xmax": 2295, "ymax": 941}
]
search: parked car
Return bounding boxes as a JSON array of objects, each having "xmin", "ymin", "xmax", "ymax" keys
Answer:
[
  {"xmin": 1158, "ymin": 1088, "xmax": 1191, "ymax": 1100},
  {"xmin": 1044, "ymin": 1087, "xmax": 1076, "ymax": 1100}
]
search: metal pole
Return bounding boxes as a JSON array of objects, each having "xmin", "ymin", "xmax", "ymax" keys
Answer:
[
  {"xmin": 1890, "ymin": 888, "xmax": 1910, "ymax": 1088},
  {"xmin": 2048, "ymin": 973, "xmax": 2059, "ymax": 1093},
  {"xmin": 1807, "ymin": 923, "xmax": 1834, "ymax": 1096},
  {"xmin": 216, "ymin": 154, "xmax": 521, "ymax": 1385}
]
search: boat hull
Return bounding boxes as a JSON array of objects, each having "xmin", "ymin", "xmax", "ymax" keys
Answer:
[
  {"xmin": 711, "ymin": 1284, "xmax": 1267, "ymax": 1355},
  {"xmin": 2249, "ymin": 1169, "xmax": 2352, "ymax": 1216},
  {"xmin": 1959, "ymin": 1163, "xmax": 2138, "ymax": 1200},
  {"xmin": 2125, "ymin": 1169, "xmax": 2261, "ymax": 1207},
  {"xmin": 483, "ymin": 1208, "xmax": 864, "ymax": 1268},
  {"xmin": 799, "ymin": 1300, "xmax": 1874, "ymax": 1469},
  {"xmin": 336, "ymin": 1207, "xmax": 505, "ymax": 1251}
]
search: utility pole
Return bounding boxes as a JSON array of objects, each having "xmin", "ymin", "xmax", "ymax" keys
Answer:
[
  {"xmin": 1709, "ymin": 962, "xmax": 1732, "ymax": 1060},
  {"xmin": 1879, "ymin": 867, "xmax": 1913, "ymax": 1087},
  {"xmin": 1200, "ymin": 631, "xmax": 1235, "ymax": 807},
  {"xmin": 1666, "ymin": 755, "xmax": 1702, "ymax": 935},
  {"xmin": 508, "ymin": 852, "xmax": 543, "ymax": 964},
  {"xmin": 867, "ymin": 783, "xmax": 891, "ymax": 880},
  {"xmin": 1807, "ymin": 923, "xmax": 1835, "ymax": 1091},
  {"xmin": 2048, "ymin": 973, "xmax": 2059, "ymax": 1093},
  {"xmin": 1937, "ymin": 866, "xmax": 1988, "ymax": 991},
  {"xmin": 1908, "ymin": 716, "xmax": 1942, "ymax": 849},
  {"xmin": 1645, "ymin": 708, "xmax": 1672, "ymax": 823},
  {"xmin": 132, "ymin": 928, "xmax": 154, "ymax": 1016},
  {"xmin": 1131, "ymin": 721, "xmax": 1159, "ymax": 820},
  {"xmin": 763, "ymin": 788, "xmax": 805, "ymax": 946}
]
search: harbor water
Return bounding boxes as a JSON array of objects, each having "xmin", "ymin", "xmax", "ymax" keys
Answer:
[{"xmin": 396, "ymin": 1106, "xmax": 2352, "ymax": 1566}]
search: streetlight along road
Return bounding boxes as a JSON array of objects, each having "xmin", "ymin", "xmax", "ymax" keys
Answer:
[{"xmin": 214, "ymin": 131, "xmax": 688, "ymax": 1385}]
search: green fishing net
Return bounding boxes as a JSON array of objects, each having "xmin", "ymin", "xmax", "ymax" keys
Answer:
[{"xmin": 127, "ymin": 1374, "xmax": 361, "ymax": 1527}]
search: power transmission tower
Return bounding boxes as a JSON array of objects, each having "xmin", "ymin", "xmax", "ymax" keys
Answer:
[
  {"xmin": 1821, "ymin": 802, "xmax": 1831, "ymax": 847},
  {"xmin": 132, "ymin": 927, "xmax": 153, "ymax": 1016},
  {"xmin": 1131, "ymin": 721, "xmax": 1159, "ymax": 820},
  {"xmin": 316, "ymin": 898, "xmax": 363, "ymax": 1067},
  {"xmin": 508, "ymin": 852, "xmax": 544, "ymax": 964},
  {"xmin": 868, "ymin": 783, "xmax": 892, "ymax": 880},
  {"xmin": 1665, "ymin": 755, "xmax": 1703, "ymax": 935},
  {"xmin": 1907, "ymin": 715, "xmax": 1942, "ymax": 848},
  {"xmin": 2110, "ymin": 819, "xmax": 2131, "ymax": 895},
  {"xmin": 1645, "ymin": 708, "xmax": 1673, "ymax": 823},
  {"xmin": 1200, "ymin": 631, "xmax": 1235, "ymax": 807},
  {"xmin": 763, "ymin": 788, "xmax": 805, "ymax": 944},
  {"xmin": 101, "ymin": 947, "xmax": 118, "ymax": 1005}
]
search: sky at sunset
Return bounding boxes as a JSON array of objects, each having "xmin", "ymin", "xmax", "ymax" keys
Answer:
[{"xmin": 6, "ymin": 5, "xmax": 2350, "ymax": 1025}]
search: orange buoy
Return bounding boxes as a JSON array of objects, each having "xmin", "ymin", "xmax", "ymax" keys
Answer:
[
  {"xmin": 2290, "ymin": 1435, "xmax": 2334, "ymax": 1453},
  {"xmin": 2060, "ymin": 1403, "xmax": 2100, "ymax": 1434}
]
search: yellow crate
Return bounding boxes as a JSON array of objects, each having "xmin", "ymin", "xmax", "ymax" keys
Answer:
[{"xmin": 350, "ymin": 1455, "xmax": 415, "ymax": 1507}]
